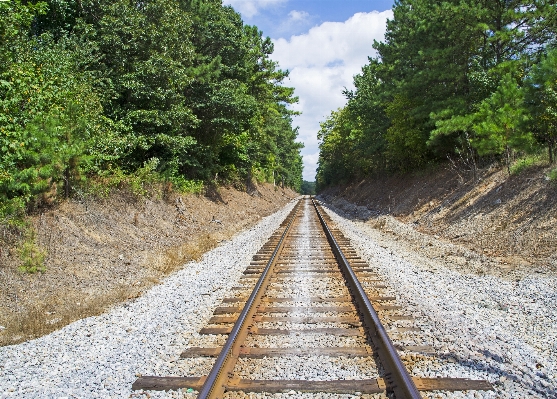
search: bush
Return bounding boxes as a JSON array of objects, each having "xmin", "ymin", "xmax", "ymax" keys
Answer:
[
  {"xmin": 84, "ymin": 158, "xmax": 204, "ymax": 199},
  {"xmin": 128, "ymin": 158, "xmax": 161, "ymax": 197},
  {"xmin": 509, "ymin": 152, "xmax": 547, "ymax": 175},
  {"xmin": 167, "ymin": 176, "xmax": 204, "ymax": 194},
  {"xmin": 18, "ymin": 228, "xmax": 46, "ymax": 273},
  {"xmin": 548, "ymin": 168, "xmax": 557, "ymax": 182}
]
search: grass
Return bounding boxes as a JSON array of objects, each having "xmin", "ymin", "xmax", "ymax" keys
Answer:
[
  {"xmin": 0, "ymin": 175, "xmax": 285, "ymax": 347},
  {"xmin": 509, "ymin": 152, "xmax": 548, "ymax": 175},
  {"xmin": 507, "ymin": 151, "xmax": 557, "ymax": 183},
  {"xmin": 0, "ymin": 285, "xmax": 137, "ymax": 346},
  {"xmin": 17, "ymin": 227, "xmax": 46, "ymax": 273},
  {"xmin": 548, "ymin": 167, "xmax": 557, "ymax": 182},
  {"xmin": 0, "ymin": 231, "xmax": 230, "ymax": 346},
  {"xmin": 147, "ymin": 232, "xmax": 225, "ymax": 274}
]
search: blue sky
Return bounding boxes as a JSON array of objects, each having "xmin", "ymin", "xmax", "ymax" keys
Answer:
[{"xmin": 224, "ymin": 0, "xmax": 394, "ymax": 181}]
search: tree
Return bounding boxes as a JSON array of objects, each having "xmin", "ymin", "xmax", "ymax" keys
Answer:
[
  {"xmin": 0, "ymin": 3, "xmax": 104, "ymax": 213},
  {"xmin": 472, "ymin": 74, "xmax": 533, "ymax": 173},
  {"xmin": 343, "ymin": 59, "xmax": 389, "ymax": 174},
  {"xmin": 375, "ymin": 0, "xmax": 486, "ymax": 158},
  {"xmin": 316, "ymin": 108, "xmax": 358, "ymax": 187},
  {"xmin": 316, "ymin": 0, "xmax": 556, "ymax": 189},
  {"xmin": 385, "ymin": 94, "xmax": 431, "ymax": 170},
  {"xmin": 1, "ymin": 0, "xmax": 305, "ymax": 220},
  {"xmin": 524, "ymin": 48, "xmax": 557, "ymax": 163},
  {"xmin": 300, "ymin": 181, "xmax": 315, "ymax": 195}
]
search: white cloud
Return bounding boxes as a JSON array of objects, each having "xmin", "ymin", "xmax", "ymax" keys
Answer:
[
  {"xmin": 288, "ymin": 10, "xmax": 309, "ymax": 22},
  {"xmin": 224, "ymin": 0, "xmax": 287, "ymax": 18},
  {"xmin": 274, "ymin": 9, "xmax": 313, "ymax": 36},
  {"xmin": 274, "ymin": 12, "xmax": 390, "ymax": 69},
  {"xmin": 303, "ymin": 152, "xmax": 320, "ymax": 182},
  {"xmin": 272, "ymin": 10, "xmax": 393, "ymax": 180}
]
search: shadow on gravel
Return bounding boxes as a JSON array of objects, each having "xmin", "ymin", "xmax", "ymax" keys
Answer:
[
  {"xmin": 315, "ymin": 199, "xmax": 376, "ymax": 223},
  {"xmin": 438, "ymin": 352, "xmax": 557, "ymax": 398}
]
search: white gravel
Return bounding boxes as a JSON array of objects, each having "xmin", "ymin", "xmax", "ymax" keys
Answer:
[
  {"xmin": 4, "ymin": 195, "xmax": 554, "ymax": 399},
  {"xmin": 243, "ymin": 334, "xmax": 369, "ymax": 349},
  {"xmin": 0, "ymin": 200, "xmax": 298, "ymax": 399},
  {"xmin": 233, "ymin": 356, "xmax": 378, "ymax": 380},
  {"xmin": 317, "ymin": 198, "xmax": 557, "ymax": 399}
]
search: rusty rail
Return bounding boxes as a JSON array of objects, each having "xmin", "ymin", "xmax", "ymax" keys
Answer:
[
  {"xmin": 312, "ymin": 198, "xmax": 422, "ymax": 399},
  {"xmin": 133, "ymin": 197, "xmax": 492, "ymax": 397},
  {"xmin": 196, "ymin": 201, "xmax": 301, "ymax": 399}
]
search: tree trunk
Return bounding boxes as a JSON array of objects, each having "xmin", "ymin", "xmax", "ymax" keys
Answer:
[
  {"xmin": 246, "ymin": 169, "xmax": 252, "ymax": 193},
  {"xmin": 64, "ymin": 166, "xmax": 70, "ymax": 198},
  {"xmin": 506, "ymin": 146, "xmax": 511, "ymax": 175},
  {"xmin": 464, "ymin": 131, "xmax": 478, "ymax": 182}
]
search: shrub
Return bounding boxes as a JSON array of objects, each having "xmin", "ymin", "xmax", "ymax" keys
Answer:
[
  {"xmin": 510, "ymin": 152, "xmax": 547, "ymax": 175},
  {"xmin": 167, "ymin": 176, "xmax": 204, "ymax": 194},
  {"xmin": 18, "ymin": 229, "xmax": 46, "ymax": 273},
  {"xmin": 128, "ymin": 158, "xmax": 161, "ymax": 198},
  {"xmin": 548, "ymin": 168, "xmax": 557, "ymax": 182}
]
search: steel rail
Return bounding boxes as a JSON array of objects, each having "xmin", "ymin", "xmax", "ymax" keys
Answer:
[
  {"xmin": 196, "ymin": 200, "xmax": 301, "ymax": 399},
  {"xmin": 312, "ymin": 199, "xmax": 422, "ymax": 399}
]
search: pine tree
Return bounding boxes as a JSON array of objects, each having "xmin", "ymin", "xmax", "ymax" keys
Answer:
[
  {"xmin": 524, "ymin": 48, "xmax": 557, "ymax": 163},
  {"xmin": 472, "ymin": 74, "xmax": 533, "ymax": 173}
]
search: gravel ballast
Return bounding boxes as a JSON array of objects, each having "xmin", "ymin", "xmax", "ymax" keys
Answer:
[
  {"xmin": 318, "ymin": 199, "xmax": 557, "ymax": 399},
  {"xmin": 0, "ymin": 200, "xmax": 298, "ymax": 399},
  {"xmin": 2, "ymin": 195, "xmax": 555, "ymax": 399}
]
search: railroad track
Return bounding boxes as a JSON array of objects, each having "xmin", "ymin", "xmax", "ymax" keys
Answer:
[{"xmin": 133, "ymin": 198, "xmax": 493, "ymax": 398}]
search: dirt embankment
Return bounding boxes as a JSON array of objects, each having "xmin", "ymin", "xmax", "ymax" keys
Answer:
[
  {"xmin": 0, "ymin": 183, "xmax": 297, "ymax": 346},
  {"xmin": 318, "ymin": 163, "xmax": 557, "ymax": 271}
]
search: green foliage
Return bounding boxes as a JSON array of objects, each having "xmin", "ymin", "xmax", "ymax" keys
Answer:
[
  {"xmin": 524, "ymin": 48, "xmax": 557, "ymax": 163},
  {"xmin": 83, "ymin": 169, "xmax": 126, "ymax": 199},
  {"xmin": 0, "ymin": 0, "xmax": 303, "ymax": 220},
  {"xmin": 472, "ymin": 73, "xmax": 534, "ymax": 172},
  {"xmin": 509, "ymin": 152, "xmax": 547, "ymax": 175},
  {"xmin": 300, "ymin": 181, "xmax": 316, "ymax": 195},
  {"xmin": 316, "ymin": 108, "xmax": 354, "ymax": 187},
  {"xmin": 0, "ymin": 1, "xmax": 48, "ymax": 52},
  {"xmin": 429, "ymin": 109, "xmax": 477, "ymax": 165},
  {"xmin": 317, "ymin": 0, "xmax": 556, "ymax": 188},
  {"xmin": 0, "ymin": 13, "xmax": 105, "ymax": 209},
  {"xmin": 548, "ymin": 168, "xmax": 557, "ymax": 182},
  {"xmin": 385, "ymin": 95, "xmax": 430, "ymax": 170},
  {"xmin": 18, "ymin": 228, "xmax": 46, "ymax": 273},
  {"xmin": 84, "ymin": 160, "xmax": 203, "ymax": 198},
  {"xmin": 0, "ymin": 196, "xmax": 26, "ymax": 230},
  {"xmin": 169, "ymin": 177, "xmax": 204, "ymax": 194},
  {"xmin": 127, "ymin": 158, "xmax": 162, "ymax": 197},
  {"xmin": 342, "ymin": 60, "xmax": 389, "ymax": 174}
]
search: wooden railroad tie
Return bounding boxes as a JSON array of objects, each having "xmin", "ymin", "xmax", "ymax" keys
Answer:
[
  {"xmin": 132, "ymin": 199, "xmax": 495, "ymax": 398},
  {"xmin": 133, "ymin": 375, "xmax": 493, "ymax": 393}
]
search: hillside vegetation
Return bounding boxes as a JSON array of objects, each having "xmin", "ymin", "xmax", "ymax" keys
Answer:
[
  {"xmin": 0, "ymin": 0, "xmax": 305, "ymax": 345},
  {"xmin": 316, "ymin": 0, "xmax": 557, "ymax": 188},
  {"xmin": 1, "ymin": 0, "xmax": 303, "ymax": 224},
  {"xmin": 0, "ymin": 183, "xmax": 296, "ymax": 345},
  {"xmin": 319, "ymin": 161, "xmax": 556, "ymax": 270}
]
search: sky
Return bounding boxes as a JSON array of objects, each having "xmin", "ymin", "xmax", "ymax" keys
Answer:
[{"xmin": 223, "ymin": 0, "xmax": 394, "ymax": 181}]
